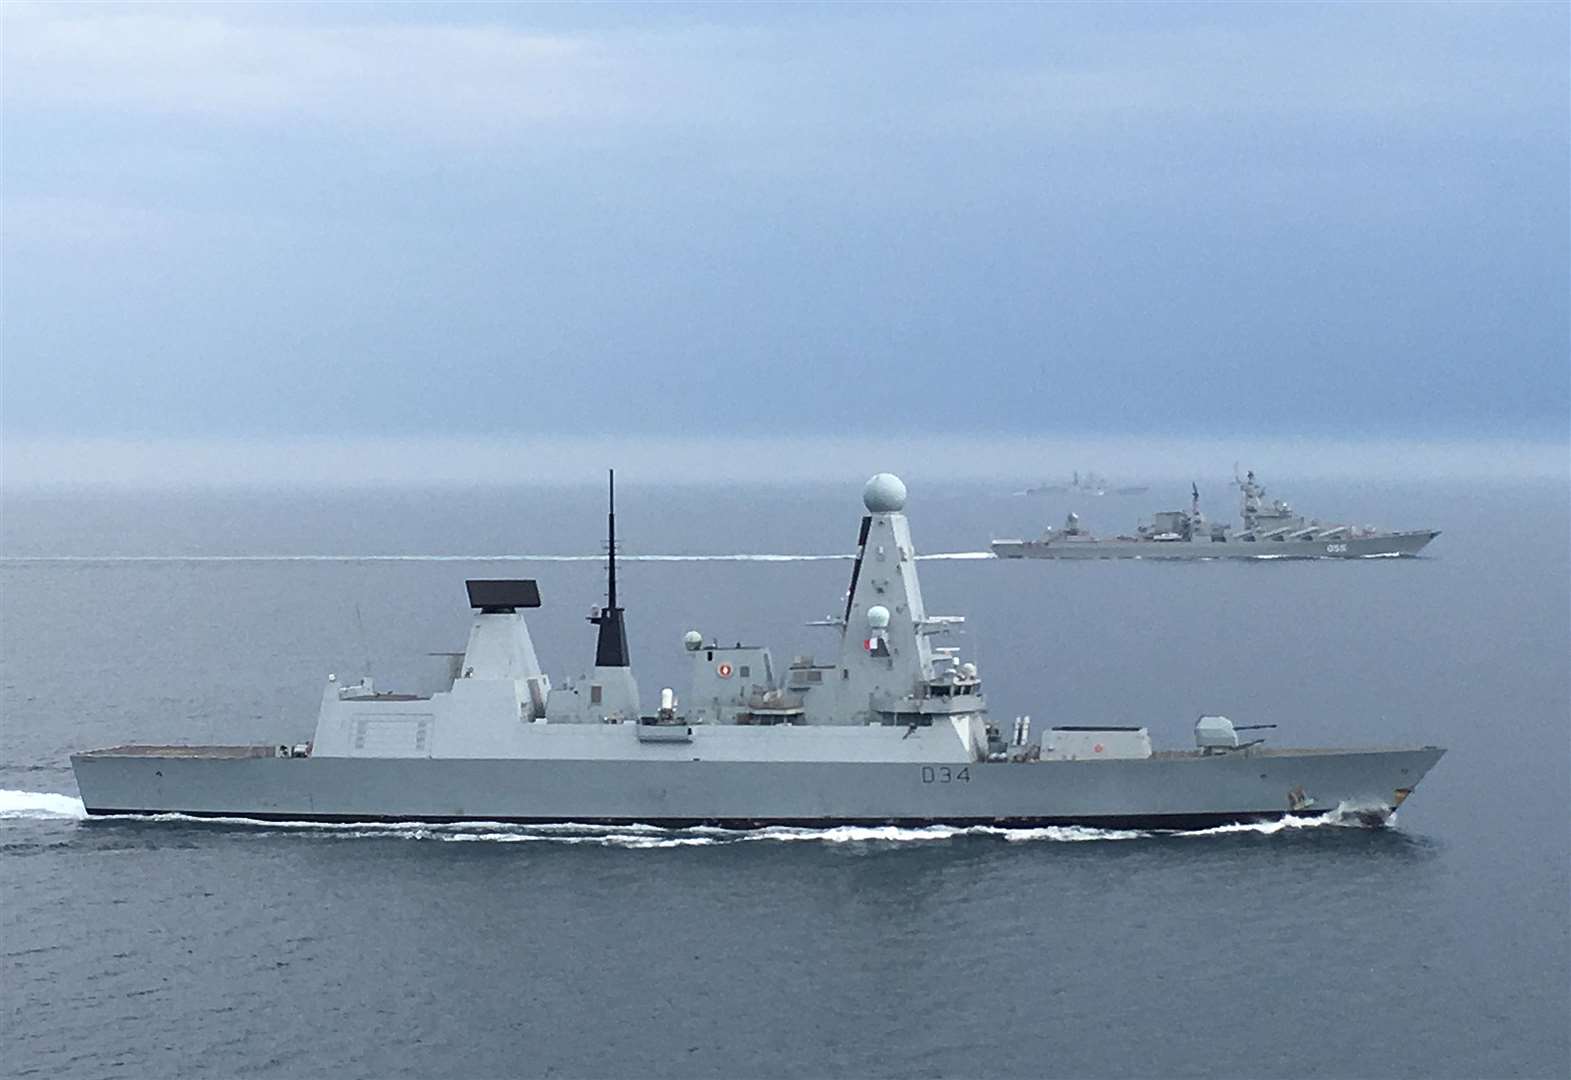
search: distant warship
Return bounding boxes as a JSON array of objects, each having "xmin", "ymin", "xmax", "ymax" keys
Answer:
[
  {"xmin": 72, "ymin": 473, "xmax": 1443, "ymax": 829},
  {"xmin": 994, "ymin": 471, "xmax": 1439, "ymax": 560},
  {"xmin": 1024, "ymin": 471, "xmax": 1148, "ymax": 497}
]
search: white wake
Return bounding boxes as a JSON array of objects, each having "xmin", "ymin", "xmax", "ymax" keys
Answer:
[
  {"xmin": 1, "ymin": 551, "xmax": 998, "ymax": 564},
  {"xmin": 0, "ymin": 789, "xmax": 87, "ymax": 820},
  {"xmin": 0, "ymin": 790, "xmax": 1374, "ymax": 845}
]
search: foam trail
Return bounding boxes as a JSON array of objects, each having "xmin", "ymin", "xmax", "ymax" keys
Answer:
[
  {"xmin": 0, "ymin": 553, "xmax": 856, "ymax": 564},
  {"xmin": 3, "ymin": 792, "xmax": 1370, "ymax": 843},
  {"xmin": 746, "ymin": 824, "xmax": 1146, "ymax": 843},
  {"xmin": 67, "ymin": 817, "xmax": 1155, "ymax": 846},
  {"xmin": 744, "ymin": 824, "xmax": 976, "ymax": 844},
  {"xmin": 0, "ymin": 790, "xmax": 87, "ymax": 820},
  {"xmin": 1174, "ymin": 807, "xmax": 1371, "ymax": 837},
  {"xmin": 2, "ymin": 551, "xmax": 999, "ymax": 564},
  {"xmin": 60, "ymin": 811, "xmax": 1156, "ymax": 846}
]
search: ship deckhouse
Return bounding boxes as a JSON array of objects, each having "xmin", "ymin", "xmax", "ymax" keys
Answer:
[
  {"xmin": 826, "ymin": 473, "xmax": 984, "ymax": 728},
  {"xmin": 679, "ymin": 473, "xmax": 990, "ymax": 760}
]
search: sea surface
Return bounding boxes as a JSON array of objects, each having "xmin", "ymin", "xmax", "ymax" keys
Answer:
[{"xmin": 2, "ymin": 477, "xmax": 1567, "ymax": 1079}]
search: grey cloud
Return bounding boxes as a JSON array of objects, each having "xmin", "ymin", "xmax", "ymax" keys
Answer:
[{"xmin": 2, "ymin": 2, "xmax": 1565, "ymax": 447}]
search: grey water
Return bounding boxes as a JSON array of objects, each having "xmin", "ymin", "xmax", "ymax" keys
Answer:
[{"xmin": 2, "ymin": 477, "xmax": 1567, "ymax": 1079}]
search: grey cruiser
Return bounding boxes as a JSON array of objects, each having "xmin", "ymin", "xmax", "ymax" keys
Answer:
[
  {"xmin": 72, "ymin": 473, "xmax": 1444, "ymax": 829},
  {"xmin": 993, "ymin": 471, "xmax": 1439, "ymax": 560}
]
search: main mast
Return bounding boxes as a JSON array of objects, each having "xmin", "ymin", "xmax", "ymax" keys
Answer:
[{"xmin": 590, "ymin": 468, "xmax": 630, "ymax": 668}]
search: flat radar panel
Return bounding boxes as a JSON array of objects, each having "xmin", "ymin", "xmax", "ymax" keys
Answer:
[{"xmin": 465, "ymin": 579, "xmax": 542, "ymax": 612}]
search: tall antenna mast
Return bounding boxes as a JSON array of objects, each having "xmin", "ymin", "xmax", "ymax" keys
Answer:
[
  {"xmin": 589, "ymin": 468, "xmax": 630, "ymax": 668},
  {"xmin": 606, "ymin": 468, "xmax": 617, "ymax": 610}
]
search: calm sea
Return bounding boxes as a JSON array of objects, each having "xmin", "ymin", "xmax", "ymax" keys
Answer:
[{"xmin": 2, "ymin": 477, "xmax": 1567, "ymax": 1079}]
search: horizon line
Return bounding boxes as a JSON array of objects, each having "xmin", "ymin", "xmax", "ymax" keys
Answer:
[{"xmin": 2, "ymin": 433, "xmax": 1566, "ymax": 490}]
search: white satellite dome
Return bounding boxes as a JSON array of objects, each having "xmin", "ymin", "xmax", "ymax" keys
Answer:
[
  {"xmin": 863, "ymin": 473, "xmax": 907, "ymax": 513},
  {"xmin": 866, "ymin": 604, "xmax": 891, "ymax": 629},
  {"xmin": 683, "ymin": 630, "xmax": 704, "ymax": 651}
]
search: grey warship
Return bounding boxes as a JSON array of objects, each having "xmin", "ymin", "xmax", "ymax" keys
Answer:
[
  {"xmin": 1024, "ymin": 470, "xmax": 1148, "ymax": 496},
  {"xmin": 993, "ymin": 471, "xmax": 1439, "ymax": 560},
  {"xmin": 72, "ymin": 473, "xmax": 1444, "ymax": 829}
]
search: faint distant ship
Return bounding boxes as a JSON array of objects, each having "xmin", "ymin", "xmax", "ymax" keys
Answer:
[
  {"xmin": 1023, "ymin": 471, "xmax": 1148, "ymax": 497},
  {"xmin": 993, "ymin": 471, "xmax": 1439, "ymax": 560}
]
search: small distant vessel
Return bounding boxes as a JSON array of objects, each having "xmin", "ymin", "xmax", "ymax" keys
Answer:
[
  {"xmin": 71, "ymin": 472, "xmax": 1444, "ymax": 828},
  {"xmin": 993, "ymin": 471, "xmax": 1439, "ymax": 560},
  {"xmin": 1024, "ymin": 471, "xmax": 1147, "ymax": 497}
]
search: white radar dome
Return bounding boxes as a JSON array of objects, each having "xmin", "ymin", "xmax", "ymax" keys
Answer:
[
  {"xmin": 863, "ymin": 473, "xmax": 907, "ymax": 513},
  {"xmin": 683, "ymin": 630, "xmax": 703, "ymax": 651},
  {"xmin": 866, "ymin": 605, "xmax": 891, "ymax": 629}
]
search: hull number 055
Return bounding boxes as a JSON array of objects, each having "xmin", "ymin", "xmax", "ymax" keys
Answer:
[{"xmin": 920, "ymin": 766, "xmax": 971, "ymax": 783}]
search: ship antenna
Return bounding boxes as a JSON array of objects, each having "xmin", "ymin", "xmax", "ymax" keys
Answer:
[
  {"xmin": 590, "ymin": 468, "xmax": 631, "ymax": 667},
  {"xmin": 607, "ymin": 468, "xmax": 617, "ymax": 611},
  {"xmin": 842, "ymin": 514, "xmax": 873, "ymax": 624}
]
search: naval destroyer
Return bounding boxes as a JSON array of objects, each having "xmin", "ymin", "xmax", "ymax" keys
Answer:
[
  {"xmin": 72, "ymin": 473, "xmax": 1444, "ymax": 829},
  {"xmin": 1024, "ymin": 471, "xmax": 1148, "ymax": 497},
  {"xmin": 993, "ymin": 471, "xmax": 1439, "ymax": 560}
]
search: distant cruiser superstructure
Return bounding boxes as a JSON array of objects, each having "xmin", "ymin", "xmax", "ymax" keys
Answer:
[
  {"xmin": 993, "ymin": 471, "xmax": 1439, "ymax": 560},
  {"xmin": 72, "ymin": 472, "xmax": 1444, "ymax": 829},
  {"xmin": 1024, "ymin": 471, "xmax": 1148, "ymax": 497}
]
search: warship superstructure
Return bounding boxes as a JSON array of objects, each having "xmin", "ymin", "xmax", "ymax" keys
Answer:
[
  {"xmin": 994, "ymin": 471, "xmax": 1439, "ymax": 560},
  {"xmin": 72, "ymin": 473, "xmax": 1444, "ymax": 829},
  {"xmin": 1024, "ymin": 471, "xmax": 1148, "ymax": 497}
]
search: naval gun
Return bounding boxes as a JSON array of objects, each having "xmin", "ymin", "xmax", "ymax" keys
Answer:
[{"xmin": 1195, "ymin": 715, "xmax": 1278, "ymax": 754}]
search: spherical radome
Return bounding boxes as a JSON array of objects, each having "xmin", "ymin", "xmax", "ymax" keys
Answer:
[
  {"xmin": 683, "ymin": 630, "xmax": 704, "ymax": 651},
  {"xmin": 863, "ymin": 473, "xmax": 907, "ymax": 513},
  {"xmin": 866, "ymin": 605, "xmax": 891, "ymax": 629}
]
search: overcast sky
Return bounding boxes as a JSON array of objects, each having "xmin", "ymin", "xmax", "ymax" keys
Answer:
[{"xmin": 2, "ymin": 2, "xmax": 1567, "ymax": 475}]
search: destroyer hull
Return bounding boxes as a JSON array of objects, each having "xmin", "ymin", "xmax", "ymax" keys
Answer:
[
  {"xmin": 991, "ymin": 530, "xmax": 1439, "ymax": 561},
  {"xmin": 72, "ymin": 746, "xmax": 1443, "ymax": 829}
]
